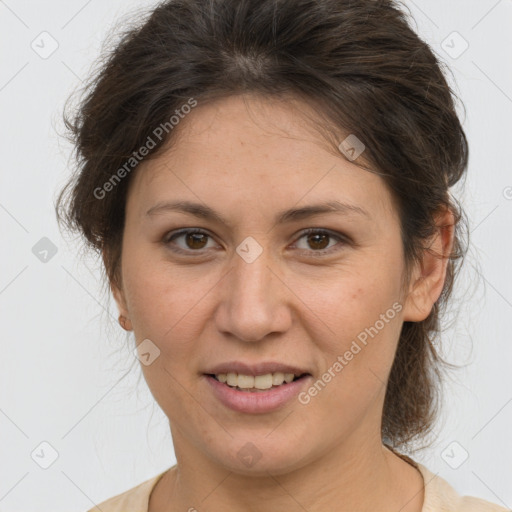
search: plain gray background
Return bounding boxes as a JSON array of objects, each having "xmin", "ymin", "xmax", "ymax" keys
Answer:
[{"xmin": 1, "ymin": 0, "xmax": 511, "ymax": 510}]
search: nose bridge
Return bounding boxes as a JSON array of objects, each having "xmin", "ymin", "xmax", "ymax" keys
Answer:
[
  {"xmin": 234, "ymin": 243, "xmax": 272, "ymax": 301},
  {"xmin": 217, "ymin": 237, "xmax": 290, "ymax": 342}
]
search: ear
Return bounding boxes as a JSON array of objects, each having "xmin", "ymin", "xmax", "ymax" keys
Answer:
[
  {"xmin": 402, "ymin": 207, "xmax": 455, "ymax": 322},
  {"xmin": 103, "ymin": 249, "xmax": 133, "ymax": 331}
]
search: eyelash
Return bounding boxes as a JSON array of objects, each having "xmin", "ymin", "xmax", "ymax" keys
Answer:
[{"xmin": 163, "ymin": 228, "xmax": 350, "ymax": 256}]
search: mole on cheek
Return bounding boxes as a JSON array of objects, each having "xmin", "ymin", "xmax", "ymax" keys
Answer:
[{"xmin": 352, "ymin": 288, "xmax": 363, "ymax": 300}]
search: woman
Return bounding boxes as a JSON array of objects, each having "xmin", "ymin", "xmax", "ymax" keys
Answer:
[{"xmin": 55, "ymin": 0, "xmax": 508, "ymax": 510}]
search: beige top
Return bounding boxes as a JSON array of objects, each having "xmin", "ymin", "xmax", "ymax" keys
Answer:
[{"xmin": 87, "ymin": 457, "xmax": 509, "ymax": 512}]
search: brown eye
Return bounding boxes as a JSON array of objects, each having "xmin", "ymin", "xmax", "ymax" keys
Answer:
[
  {"xmin": 306, "ymin": 232, "xmax": 330, "ymax": 250},
  {"xmin": 184, "ymin": 232, "xmax": 208, "ymax": 249},
  {"xmin": 294, "ymin": 229, "xmax": 347, "ymax": 254},
  {"xmin": 165, "ymin": 229, "xmax": 216, "ymax": 254}
]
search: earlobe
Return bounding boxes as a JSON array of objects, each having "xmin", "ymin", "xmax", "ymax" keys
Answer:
[
  {"xmin": 402, "ymin": 276, "xmax": 434, "ymax": 322},
  {"xmin": 103, "ymin": 249, "xmax": 133, "ymax": 331},
  {"xmin": 402, "ymin": 208, "xmax": 455, "ymax": 322},
  {"xmin": 111, "ymin": 282, "xmax": 133, "ymax": 331}
]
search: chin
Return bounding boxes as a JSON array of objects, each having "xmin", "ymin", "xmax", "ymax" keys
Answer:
[{"xmin": 208, "ymin": 438, "xmax": 314, "ymax": 477}]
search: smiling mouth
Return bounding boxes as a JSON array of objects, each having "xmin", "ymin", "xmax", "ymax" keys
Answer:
[{"xmin": 206, "ymin": 372, "xmax": 310, "ymax": 392}]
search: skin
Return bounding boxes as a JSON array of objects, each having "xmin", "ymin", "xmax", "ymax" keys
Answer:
[{"xmin": 109, "ymin": 93, "xmax": 454, "ymax": 512}]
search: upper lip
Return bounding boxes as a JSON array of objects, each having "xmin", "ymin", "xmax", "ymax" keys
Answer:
[{"xmin": 204, "ymin": 361, "xmax": 311, "ymax": 377}]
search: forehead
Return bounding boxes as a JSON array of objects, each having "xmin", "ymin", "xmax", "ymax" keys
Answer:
[{"xmin": 126, "ymin": 94, "xmax": 398, "ymax": 224}]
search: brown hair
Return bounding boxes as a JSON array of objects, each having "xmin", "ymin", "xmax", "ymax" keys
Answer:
[{"xmin": 55, "ymin": 0, "xmax": 469, "ymax": 450}]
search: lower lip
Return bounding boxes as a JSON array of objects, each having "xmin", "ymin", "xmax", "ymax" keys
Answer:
[{"xmin": 203, "ymin": 375, "xmax": 312, "ymax": 414}]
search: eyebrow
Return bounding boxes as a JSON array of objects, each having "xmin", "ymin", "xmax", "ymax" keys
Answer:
[{"xmin": 145, "ymin": 199, "xmax": 370, "ymax": 226}]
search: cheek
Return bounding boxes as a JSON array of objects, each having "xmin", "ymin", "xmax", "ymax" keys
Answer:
[
  {"xmin": 292, "ymin": 259, "xmax": 403, "ymax": 343},
  {"xmin": 296, "ymin": 263, "xmax": 404, "ymax": 400},
  {"xmin": 122, "ymin": 249, "xmax": 212, "ymax": 338},
  {"xmin": 123, "ymin": 260, "xmax": 210, "ymax": 416},
  {"xmin": 121, "ymin": 253, "xmax": 228, "ymax": 402}
]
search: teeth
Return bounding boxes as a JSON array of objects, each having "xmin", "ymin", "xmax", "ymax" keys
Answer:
[
  {"xmin": 283, "ymin": 373, "xmax": 295, "ymax": 383},
  {"xmin": 237, "ymin": 374, "xmax": 255, "ymax": 389},
  {"xmin": 272, "ymin": 372, "xmax": 285, "ymax": 385},
  {"xmin": 226, "ymin": 373, "xmax": 238, "ymax": 387},
  {"xmin": 215, "ymin": 372, "xmax": 299, "ymax": 389}
]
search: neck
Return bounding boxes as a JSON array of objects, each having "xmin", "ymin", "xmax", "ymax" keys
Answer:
[{"xmin": 149, "ymin": 433, "xmax": 424, "ymax": 512}]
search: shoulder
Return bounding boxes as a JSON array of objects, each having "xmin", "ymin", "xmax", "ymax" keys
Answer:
[
  {"xmin": 85, "ymin": 470, "xmax": 167, "ymax": 512},
  {"xmin": 416, "ymin": 462, "xmax": 510, "ymax": 512}
]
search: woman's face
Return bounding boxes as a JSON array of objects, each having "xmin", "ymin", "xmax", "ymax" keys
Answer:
[{"xmin": 113, "ymin": 94, "xmax": 419, "ymax": 475}]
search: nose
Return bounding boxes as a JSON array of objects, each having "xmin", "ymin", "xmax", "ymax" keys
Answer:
[{"xmin": 214, "ymin": 243, "xmax": 292, "ymax": 343}]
